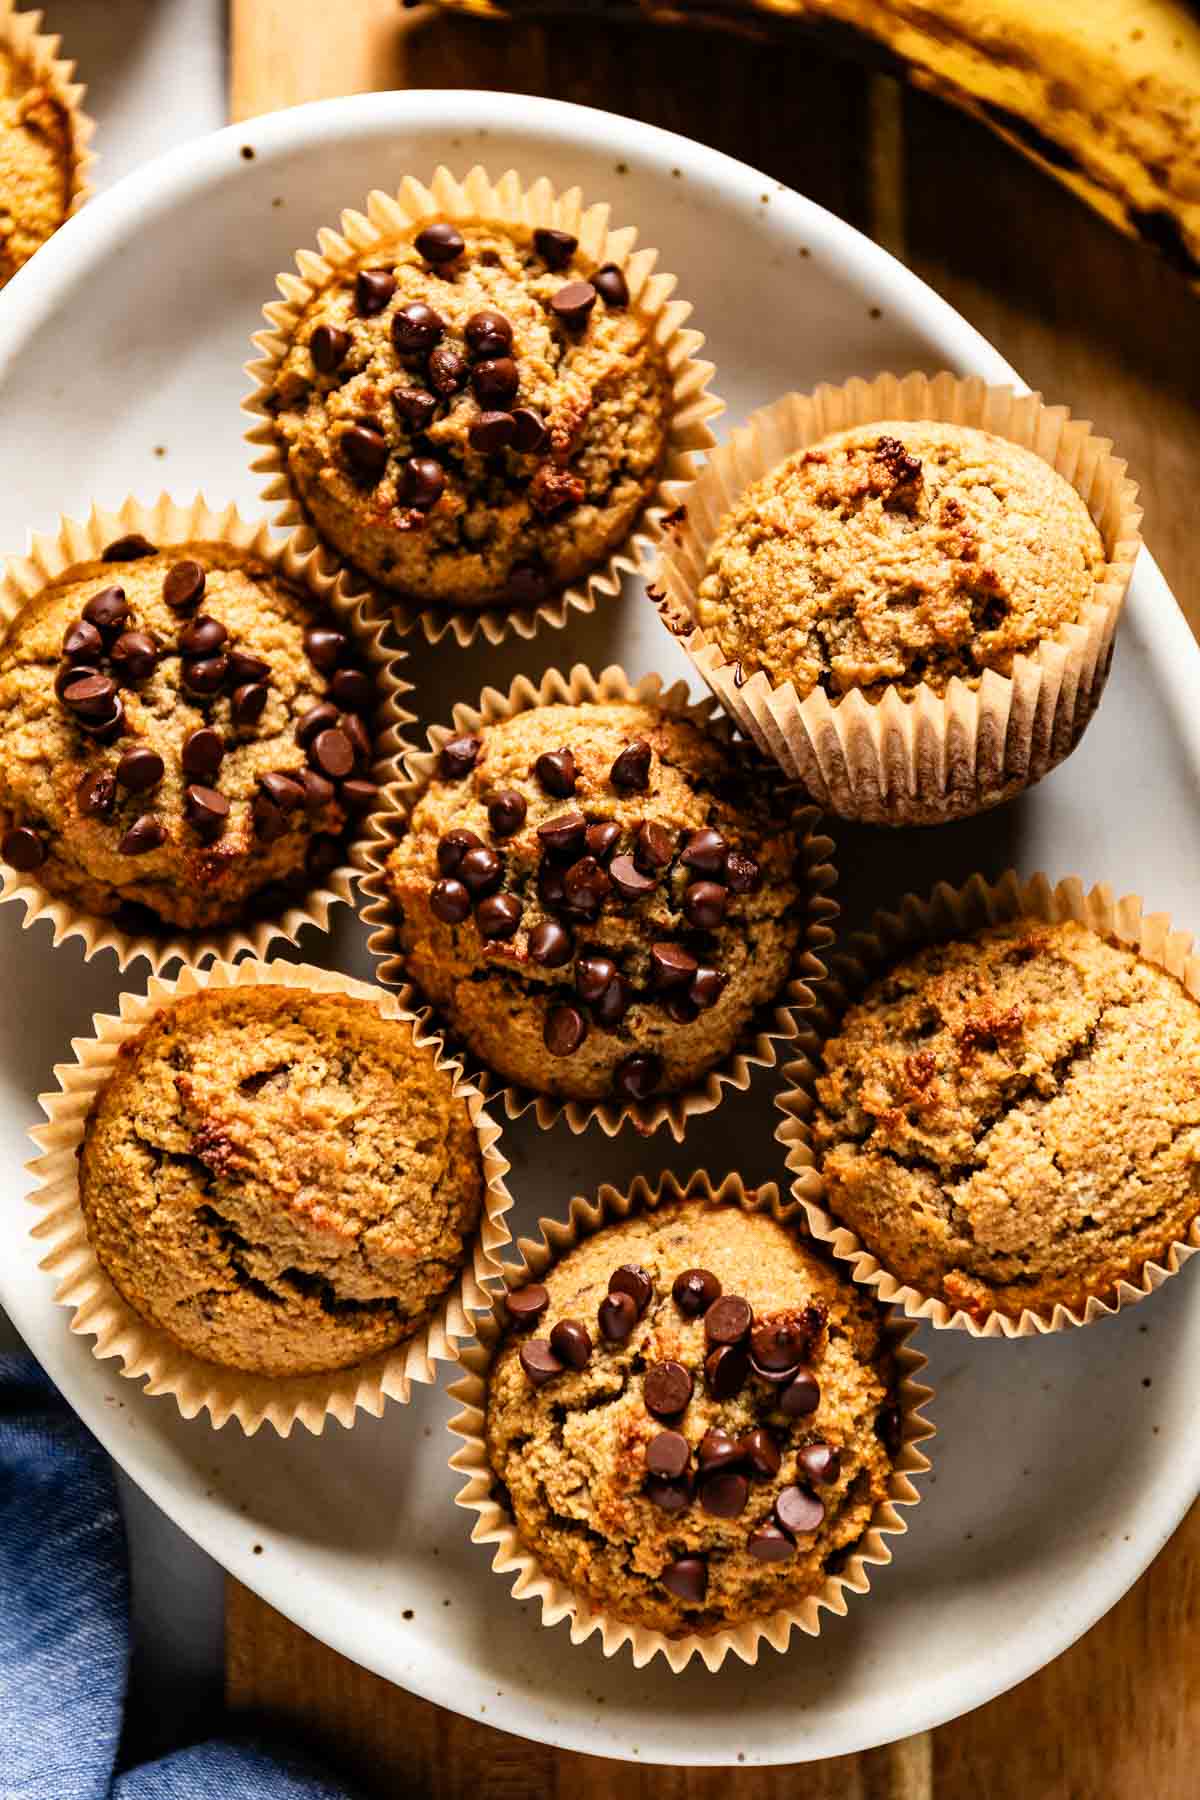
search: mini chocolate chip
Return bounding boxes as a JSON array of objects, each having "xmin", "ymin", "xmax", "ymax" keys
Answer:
[
  {"xmin": 393, "ymin": 386, "xmax": 439, "ymax": 430},
  {"xmin": 634, "ymin": 820, "xmax": 672, "ymax": 871},
  {"xmin": 519, "ymin": 1339, "xmax": 563, "ymax": 1388},
  {"xmin": 471, "ymin": 356, "xmax": 518, "ymax": 408},
  {"xmin": 392, "ymin": 301, "xmax": 443, "ymax": 355},
  {"xmin": 63, "ymin": 619, "xmax": 103, "ymax": 662},
  {"xmin": 464, "ymin": 308, "xmax": 513, "ymax": 358},
  {"xmin": 608, "ymin": 854, "xmax": 656, "ymax": 901},
  {"xmin": 505, "ymin": 1284, "xmax": 550, "ymax": 1327},
  {"xmin": 310, "ymin": 323, "xmax": 350, "ymax": 374},
  {"xmin": 304, "ymin": 627, "xmax": 347, "ymax": 672},
  {"xmin": 340, "ymin": 712, "xmax": 372, "ymax": 768},
  {"xmin": 748, "ymin": 1525, "xmax": 795, "ymax": 1563},
  {"xmin": 544, "ymin": 1003, "xmax": 587, "ymax": 1057},
  {"xmin": 477, "ymin": 893, "xmax": 523, "ymax": 940},
  {"xmin": 591, "ymin": 262, "xmax": 630, "ymax": 307},
  {"xmin": 83, "ymin": 586, "xmax": 128, "ymax": 637},
  {"xmin": 684, "ymin": 879, "xmax": 727, "ymax": 930},
  {"xmin": 680, "ymin": 826, "xmax": 727, "ymax": 874},
  {"xmin": 562, "ymin": 855, "xmax": 610, "ymax": 915},
  {"xmin": 76, "ymin": 768, "xmax": 117, "ymax": 819},
  {"xmin": 661, "ymin": 1556, "xmax": 706, "ymax": 1605},
  {"xmin": 536, "ymin": 810, "xmax": 587, "ymax": 857},
  {"xmin": 487, "ymin": 788, "xmax": 527, "ymax": 837},
  {"xmin": 307, "ymin": 832, "xmax": 344, "ymax": 876},
  {"xmin": 110, "ymin": 630, "xmax": 159, "ymax": 682},
  {"xmin": 700, "ymin": 1470, "xmax": 748, "ymax": 1518},
  {"xmin": 613, "ymin": 1052, "xmax": 661, "ymax": 1100},
  {"xmin": 232, "ymin": 682, "xmax": 269, "ymax": 728},
  {"xmin": 301, "ymin": 769, "xmax": 339, "ymax": 813},
  {"xmin": 689, "ymin": 967, "xmax": 726, "ymax": 1011},
  {"xmin": 645, "ymin": 1475, "xmax": 691, "ymax": 1515},
  {"xmin": 178, "ymin": 614, "xmax": 228, "ymax": 659},
  {"xmin": 228, "ymin": 650, "xmax": 271, "ymax": 686},
  {"xmin": 751, "ymin": 1318, "xmax": 809, "ymax": 1372},
  {"xmin": 182, "ymin": 655, "xmax": 229, "ymax": 696},
  {"xmin": 458, "ymin": 845, "xmax": 503, "ymax": 897},
  {"xmin": 119, "ymin": 814, "xmax": 166, "ymax": 856},
  {"xmin": 184, "ymin": 784, "xmax": 229, "ymax": 839},
  {"xmin": 415, "ymin": 221, "xmax": 464, "ymax": 264},
  {"xmin": 116, "ymin": 747, "xmax": 163, "ymax": 793},
  {"xmin": 163, "ymin": 560, "xmax": 206, "ymax": 611},
  {"xmin": 798, "ymin": 1442, "xmax": 841, "ymax": 1485},
  {"xmin": 704, "ymin": 1343, "xmax": 749, "ymax": 1401},
  {"xmin": 511, "ymin": 407, "xmax": 549, "ymax": 453},
  {"xmin": 330, "ymin": 668, "xmax": 372, "ymax": 712},
  {"xmin": 597, "ymin": 1289, "xmax": 637, "ymax": 1343},
  {"xmin": 402, "ymin": 457, "xmax": 445, "ymax": 508},
  {"xmin": 740, "ymin": 1428, "xmax": 782, "ymax": 1478},
  {"xmin": 585, "ymin": 821, "xmax": 621, "ymax": 862},
  {"xmin": 673, "ymin": 1268, "xmax": 721, "ymax": 1316},
  {"xmin": 575, "ymin": 954, "xmax": 618, "ymax": 1005},
  {"xmin": 296, "ymin": 702, "xmax": 340, "ymax": 748},
  {"xmin": 534, "ymin": 227, "xmax": 577, "ymax": 270},
  {"xmin": 182, "ymin": 727, "xmax": 225, "ymax": 779},
  {"xmin": 534, "ymin": 748, "xmax": 576, "ymax": 797},
  {"xmin": 646, "ymin": 1430, "xmax": 690, "ymax": 1478},
  {"xmin": 468, "ymin": 410, "xmax": 516, "ymax": 454},
  {"xmin": 343, "ymin": 422, "xmax": 389, "ymax": 483},
  {"xmin": 428, "ymin": 344, "xmax": 468, "ymax": 395},
  {"xmin": 355, "ymin": 267, "xmax": 395, "ymax": 316},
  {"xmin": 644, "ymin": 1361, "xmax": 693, "ymax": 1418},
  {"xmin": 550, "ymin": 279, "xmax": 597, "ymax": 329},
  {"xmin": 610, "ymin": 739, "xmax": 651, "ymax": 791},
  {"xmin": 508, "ymin": 561, "xmax": 549, "ymax": 606},
  {"xmin": 725, "ymin": 849, "xmax": 762, "ymax": 894},
  {"xmin": 56, "ymin": 660, "xmax": 97, "ymax": 697},
  {"xmin": 430, "ymin": 877, "xmax": 471, "ymax": 924},
  {"xmin": 310, "ymin": 727, "xmax": 355, "ymax": 779},
  {"xmin": 549, "ymin": 1319, "xmax": 592, "ymax": 1369},
  {"xmin": 705, "ymin": 1295, "xmax": 753, "ymax": 1345},
  {"xmin": 62, "ymin": 673, "xmax": 117, "ymax": 719},
  {"xmin": 780, "ymin": 1370, "xmax": 821, "ymax": 1417},
  {"xmin": 2, "ymin": 826, "xmax": 44, "ymax": 871},
  {"xmin": 528, "ymin": 919, "xmax": 573, "ymax": 968},
  {"xmin": 102, "ymin": 534, "xmax": 156, "ymax": 562},
  {"xmin": 651, "ymin": 943, "xmax": 698, "ymax": 989},
  {"xmin": 609, "ymin": 1264, "xmax": 653, "ymax": 1313},
  {"xmin": 593, "ymin": 971, "xmax": 634, "ymax": 1030},
  {"xmin": 775, "ymin": 1486, "xmax": 825, "ymax": 1537},
  {"xmin": 697, "ymin": 1429, "xmax": 743, "ymax": 1474}
]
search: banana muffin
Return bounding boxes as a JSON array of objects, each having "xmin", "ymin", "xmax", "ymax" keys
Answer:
[
  {"xmin": 485, "ymin": 1198, "xmax": 902, "ymax": 1636},
  {"xmin": 383, "ymin": 698, "xmax": 809, "ymax": 1105},
  {"xmin": 0, "ymin": 37, "xmax": 75, "ymax": 288},
  {"xmin": 263, "ymin": 219, "xmax": 671, "ymax": 608},
  {"xmin": 811, "ymin": 917, "xmax": 1200, "ymax": 1320},
  {"xmin": 79, "ymin": 986, "xmax": 486, "ymax": 1378},
  {"xmin": 695, "ymin": 421, "xmax": 1108, "ymax": 700},
  {"xmin": 0, "ymin": 537, "xmax": 379, "ymax": 929}
]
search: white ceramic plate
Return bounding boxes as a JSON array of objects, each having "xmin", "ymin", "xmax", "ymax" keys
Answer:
[{"xmin": 1, "ymin": 91, "xmax": 1197, "ymax": 1768}]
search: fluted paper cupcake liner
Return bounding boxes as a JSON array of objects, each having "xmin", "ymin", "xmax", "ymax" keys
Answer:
[
  {"xmin": 244, "ymin": 164, "xmax": 722, "ymax": 647},
  {"xmin": 0, "ymin": 1, "xmax": 96, "ymax": 264},
  {"xmin": 0, "ymin": 494, "xmax": 413, "ymax": 971},
  {"xmin": 650, "ymin": 372, "xmax": 1142, "ymax": 825},
  {"xmin": 447, "ymin": 1168, "xmax": 934, "ymax": 1671},
  {"xmin": 776, "ymin": 870, "xmax": 1200, "ymax": 1336},
  {"xmin": 26, "ymin": 956, "xmax": 514, "ymax": 1435},
  {"xmin": 358, "ymin": 660, "xmax": 837, "ymax": 1139}
]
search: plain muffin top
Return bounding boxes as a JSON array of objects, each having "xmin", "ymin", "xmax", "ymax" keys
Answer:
[{"xmin": 0, "ymin": 43, "xmax": 74, "ymax": 289}]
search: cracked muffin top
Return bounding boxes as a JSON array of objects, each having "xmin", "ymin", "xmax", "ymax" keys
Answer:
[
  {"xmin": 811, "ymin": 918, "xmax": 1200, "ymax": 1319},
  {"xmin": 0, "ymin": 536, "xmax": 379, "ymax": 931},
  {"xmin": 263, "ymin": 219, "xmax": 671, "ymax": 609},
  {"xmin": 383, "ymin": 698, "xmax": 808, "ymax": 1106},
  {"xmin": 485, "ymin": 1198, "xmax": 902, "ymax": 1637},
  {"xmin": 78, "ymin": 986, "xmax": 485, "ymax": 1378},
  {"xmin": 695, "ymin": 421, "xmax": 1107, "ymax": 700},
  {"xmin": 0, "ymin": 42, "xmax": 75, "ymax": 289}
]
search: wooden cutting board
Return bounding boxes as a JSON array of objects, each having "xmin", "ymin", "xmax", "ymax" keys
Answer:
[{"xmin": 225, "ymin": 4, "xmax": 1200, "ymax": 1792}]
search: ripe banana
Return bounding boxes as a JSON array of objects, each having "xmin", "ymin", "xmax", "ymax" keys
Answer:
[{"xmin": 432, "ymin": 0, "xmax": 1200, "ymax": 283}]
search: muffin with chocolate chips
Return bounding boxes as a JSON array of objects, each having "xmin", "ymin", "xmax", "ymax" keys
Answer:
[
  {"xmin": 483, "ymin": 1196, "xmax": 904, "ymax": 1638},
  {"xmin": 260, "ymin": 212, "xmax": 675, "ymax": 611},
  {"xmin": 78, "ymin": 985, "xmax": 486, "ymax": 1378},
  {"xmin": 0, "ymin": 534, "xmax": 381, "ymax": 931},
  {"xmin": 380, "ymin": 694, "xmax": 813, "ymax": 1108},
  {"xmin": 0, "ymin": 26, "xmax": 82, "ymax": 289}
]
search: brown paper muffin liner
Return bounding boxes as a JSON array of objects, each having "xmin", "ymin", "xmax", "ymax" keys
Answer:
[
  {"xmin": 0, "ymin": 494, "xmax": 414, "ymax": 971},
  {"xmin": 25, "ymin": 956, "xmax": 514, "ymax": 1435},
  {"xmin": 0, "ymin": 0, "xmax": 96, "ymax": 257},
  {"xmin": 244, "ymin": 164, "xmax": 723, "ymax": 648},
  {"xmin": 650, "ymin": 372, "xmax": 1142, "ymax": 826},
  {"xmin": 776, "ymin": 869, "xmax": 1200, "ymax": 1337},
  {"xmin": 357, "ymin": 661, "xmax": 837, "ymax": 1139},
  {"xmin": 447, "ymin": 1168, "xmax": 934, "ymax": 1672}
]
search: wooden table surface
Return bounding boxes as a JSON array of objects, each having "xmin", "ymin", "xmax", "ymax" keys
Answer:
[{"xmin": 224, "ymin": 3, "xmax": 1200, "ymax": 1793}]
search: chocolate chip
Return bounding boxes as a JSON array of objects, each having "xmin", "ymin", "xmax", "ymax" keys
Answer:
[
  {"xmin": 464, "ymin": 309, "xmax": 513, "ymax": 358},
  {"xmin": 76, "ymin": 768, "xmax": 116, "ymax": 819},
  {"xmin": 393, "ymin": 387, "xmax": 439, "ymax": 430},
  {"xmin": 544, "ymin": 1003, "xmax": 587, "ymax": 1057},
  {"xmin": 585, "ymin": 821, "xmax": 620, "ymax": 862},
  {"xmin": 699, "ymin": 1470, "xmax": 748, "ymax": 1518},
  {"xmin": 401, "ymin": 457, "xmax": 445, "ymax": 508},
  {"xmin": 477, "ymin": 893, "xmax": 523, "ymax": 940},
  {"xmin": 437, "ymin": 831, "xmax": 484, "ymax": 876},
  {"xmin": 116, "ymin": 747, "xmax": 163, "ymax": 793},
  {"xmin": 680, "ymin": 827, "xmax": 727, "ymax": 875},
  {"xmin": 471, "ymin": 356, "xmax": 518, "ymax": 408},
  {"xmin": 536, "ymin": 810, "xmax": 587, "ymax": 857},
  {"xmin": 301, "ymin": 769, "xmax": 340, "ymax": 813},
  {"xmin": 468, "ymin": 410, "xmax": 516, "ymax": 454},
  {"xmin": 310, "ymin": 727, "xmax": 355, "ymax": 779},
  {"xmin": 259, "ymin": 771, "xmax": 305, "ymax": 813},
  {"xmin": 651, "ymin": 943, "xmax": 698, "ymax": 989},
  {"xmin": 430, "ymin": 878, "xmax": 471, "ymax": 924},
  {"xmin": 79, "ymin": 697, "xmax": 125, "ymax": 743},
  {"xmin": 102, "ymin": 534, "xmax": 156, "ymax": 562},
  {"xmin": 458, "ymin": 845, "xmax": 503, "ymax": 897},
  {"xmin": 780, "ymin": 1370, "xmax": 821, "ymax": 1417},
  {"xmin": 179, "ymin": 615, "xmax": 228, "ymax": 659},
  {"xmin": 304, "ymin": 627, "xmax": 347, "ymax": 672},
  {"xmin": 695, "ymin": 1430, "xmax": 741, "ymax": 1476},
  {"xmin": 181, "ymin": 654, "xmax": 229, "ymax": 696},
  {"xmin": 645, "ymin": 1430, "xmax": 690, "ymax": 1478},
  {"xmin": 504, "ymin": 1284, "xmax": 549, "ymax": 1327},
  {"xmin": 610, "ymin": 739, "xmax": 651, "ymax": 791},
  {"xmin": 571, "ymin": 954, "xmax": 614, "ymax": 1005},
  {"xmin": 63, "ymin": 619, "xmax": 103, "ymax": 663},
  {"xmin": 184, "ymin": 784, "xmax": 229, "ymax": 839},
  {"xmin": 392, "ymin": 301, "xmax": 443, "ymax": 355},
  {"xmin": 798, "ymin": 1442, "xmax": 841, "ymax": 1485},
  {"xmin": 644, "ymin": 1360, "xmax": 693, "ymax": 1418},
  {"xmin": 428, "ymin": 344, "xmax": 468, "ymax": 395},
  {"xmin": 549, "ymin": 1319, "xmax": 592, "ymax": 1369},
  {"xmin": 537, "ymin": 861, "xmax": 565, "ymax": 909},
  {"xmin": 562, "ymin": 855, "xmax": 610, "ymax": 916},
  {"xmin": 593, "ymin": 972, "xmax": 634, "ymax": 1030},
  {"xmin": 597, "ymin": 1289, "xmax": 637, "ymax": 1343},
  {"xmin": 296, "ymin": 702, "xmax": 340, "ymax": 748},
  {"xmin": 775, "ymin": 1486, "xmax": 825, "ymax": 1537},
  {"xmin": 487, "ymin": 788, "xmax": 527, "ymax": 837},
  {"xmin": 634, "ymin": 820, "xmax": 672, "ymax": 872},
  {"xmin": 680, "ymin": 880, "xmax": 725, "ymax": 931},
  {"xmin": 1, "ymin": 826, "xmax": 44, "ymax": 871},
  {"xmin": 689, "ymin": 967, "xmax": 726, "ymax": 1011},
  {"xmin": 664, "ymin": 994, "xmax": 698, "ymax": 1026},
  {"xmin": 119, "ymin": 814, "xmax": 166, "ymax": 856},
  {"xmin": 877, "ymin": 1404, "xmax": 903, "ymax": 1455},
  {"xmin": 252, "ymin": 794, "xmax": 286, "ymax": 841},
  {"xmin": 609, "ymin": 1264, "xmax": 653, "ymax": 1314},
  {"xmin": 519, "ymin": 1340, "xmax": 563, "ymax": 1389},
  {"xmin": 343, "ymin": 422, "xmax": 389, "ymax": 483},
  {"xmin": 705, "ymin": 1295, "xmax": 752, "ymax": 1345},
  {"xmin": 62, "ymin": 673, "xmax": 117, "ymax": 719},
  {"xmin": 232, "ymin": 682, "xmax": 269, "ymax": 728},
  {"xmin": 751, "ymin": 1318, "xmax": 809, "ymax": 1372},
  {"xmin": 748, "ymin": 1525, "xmax": 794, "ymax": 1563},
  {"xmin": 550, "ymin": 280, "xmax": 597, "ymax": 329},
  {"xmin": 56, "ymin": 660, "xmax": 97, "ymax": 697},
  {"xmin": 508, "ymin": 562, "xmax": 549, "ymax": 606},
  {"xmin": 704, "ymin": 1343, "xmax": 749, "ymax": 1401},
  {"xmin": 355, "ymin": 267, "xmax": 395, "ymax": 316},
  {"xmin": 608, "ymin": 854, "xmax": 656, "ymax": 901},
  {"xmin": 511, "ymin": 407, "xmax": 549, "ymax": 454},
  {"xmin": 673, "ymin": 1268, "xmax": 721, "ymax": 1316},
  {"xmin": 227, "ymin": 650, "xmax": 271, "ymax": 686},
  {"xmin": 182, "ymin": 727, "xmax": 225, "ymax": 779},
  {"xmin": 83, "ymin": 586, "xmax": 129, "ymax": 638},
  {"xmin": 310, "ymin": 323, "xmax": 350, "ymax": 373},
  {"xmin": 307, "ymin": 833, "xmax": 343, "ymax": 877},
  {"xmin": 740, "ymin": 1428, "xmax": 782, "ymax": 1478},
  {"xmin": 163, "ymin": 560, "xmax": 206, "ymax": 611},
  {"xmin": 330, "ymin": 668, "xmax": 371, "ymax": 712},
  {"xmin": 725, "ymin": 850, "xmax": 762, "ymax": 894},
  {"xmin": 591, "ymin": 262, "xmax": 629, "ymax": 307},
  {"xmin": 613, "ymin": 1052, "xmax": 661, "ymax": 1100},
  {"xmin": 110, "ymin": 630, "xmax": 159, "ymax": 682},
  {"xmin": 415, "ymin": 221, "xmax": 464, "ymax": 264},
  {"xmin": 661, "ymin": 1556, "xmax": 706, "ymax": 1605},
  {"xmin": 528, "ymin": 919, "xmax": 573, "ymax": 967},
  {"xmin": 342, "ymin": 713, "xmax": 372, "ymax": 770},
  {"xmin": 646, "ymin": 1475, "xmax": 691, "ymax": 1515},
  {"xmin": 534, "ymin": 227, "xmax": 577, "ymax": 270}
]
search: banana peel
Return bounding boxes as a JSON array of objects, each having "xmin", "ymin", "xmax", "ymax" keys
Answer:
[{"xmin": 432, "ymin": 0, "xmax": 1200, "ymax": 282}]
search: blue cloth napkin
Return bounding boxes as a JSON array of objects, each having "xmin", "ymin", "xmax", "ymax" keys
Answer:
[{"xmin": 0, "ymin": 1355, "xmax": 356, "ymax": 1799}]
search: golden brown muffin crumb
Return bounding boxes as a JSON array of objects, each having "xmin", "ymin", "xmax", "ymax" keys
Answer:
[{"xmin": 0, "ymin": 43, "xmax": 73, "ymax": 288}]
